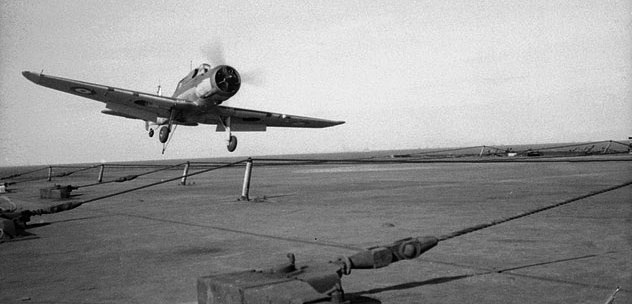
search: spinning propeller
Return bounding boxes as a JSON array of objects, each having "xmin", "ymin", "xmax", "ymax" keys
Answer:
[{"xmin": 201, "ymin": 39, "xmax": 265, "ymax": 87}]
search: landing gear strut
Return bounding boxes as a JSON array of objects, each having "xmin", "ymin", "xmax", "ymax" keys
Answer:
[{"xmin": 221, "ymin": 116, "xmax": 238, "ymax": 152}]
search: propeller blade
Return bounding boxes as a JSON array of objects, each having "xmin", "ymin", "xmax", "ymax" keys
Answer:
[
  {"xmin": 239, "ymin": 68, "xmax": 266, "ymax": 87},
  {"xmin": 201, "ymin": 39, "xmax": 225, "ymax": 67},
  {"xmin": 201, "ymin": 39, "xmax": 265, "ymax": 86}
]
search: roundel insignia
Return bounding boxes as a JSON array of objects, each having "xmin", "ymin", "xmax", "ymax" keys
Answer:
[{"xmin": 71, "ymin": 87, "xmax": 96, "ymax": 95}]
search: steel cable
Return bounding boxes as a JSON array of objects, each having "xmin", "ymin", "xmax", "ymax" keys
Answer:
[{"xmin": 438, "ymin": 180, "xmax": 632, "ymax": 241}]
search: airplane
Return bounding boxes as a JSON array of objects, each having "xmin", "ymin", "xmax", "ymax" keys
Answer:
[{"xmin": 22, "ymin": 63, "xmax": 344, "ymax": 152}]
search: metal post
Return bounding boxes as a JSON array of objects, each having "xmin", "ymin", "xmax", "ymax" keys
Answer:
[
  {"xmin": 478, "ymin": 146, "xmax": 486, "ymax": 157},
  {"xmin": 180, "ymin": 161, "xmax": 190, "ymax": 185},
  {"xmin": 47, "ymin": 166, "xmax": 53, "ymax": 182},
  {"xmin": 97, "ymin": 164, "xmax": 105, "ymax": 183},
  {"xmin": 239, "ymin": 158, "xmax": 253, "ymax": 201},
  {"xmin": 602, "ymin": 141, "xmax": 612, "ymax": 154}
]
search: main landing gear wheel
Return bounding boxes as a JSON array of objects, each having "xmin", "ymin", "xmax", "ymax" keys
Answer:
[
  {"xmin": 159, "ymin": 127, "xmax": 170, "ymax": 143},
  {"xmin": 227, "ymin": 135, "xmax": 238, "ymax": 152},
  {"xmin": 148, "ymin": 129, "xmax": 154, "ymax": 137}
]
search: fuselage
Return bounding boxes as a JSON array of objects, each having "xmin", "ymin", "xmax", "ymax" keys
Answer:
[
  {"xmin": 172, "ymin": 63, "xmax": 241, "ymax": 106},
  {"xmin": 172, "ymin": 64, "xmax": 211, "ymax": 100}
]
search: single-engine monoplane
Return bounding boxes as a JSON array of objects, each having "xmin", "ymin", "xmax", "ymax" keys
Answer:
[{"xmin": 23, "ymin": 61, "xmax": 344, "ymax": 153}]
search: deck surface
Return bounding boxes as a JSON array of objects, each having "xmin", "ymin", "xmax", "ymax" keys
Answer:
[{"xmin": 1, "ymin": 156, "xmax": 631, "ymax": 303}]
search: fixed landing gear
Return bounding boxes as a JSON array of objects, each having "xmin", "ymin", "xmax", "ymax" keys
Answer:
[
  {"xmin": 159, "ymin": 108, "xmax": 176, "ymax": 144},
  {"xmin": 159, "ymin": 126, "xmax": 170, "ymax": 143},
  {"xmin": 227, "ymin": 135, "xmax": 238, "ymax": 152},
  {"xmin": 221, "ymin": 116, "xmax": 238, "ymax": 152}
]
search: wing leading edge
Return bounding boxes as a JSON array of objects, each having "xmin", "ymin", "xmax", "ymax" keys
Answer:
[
  {"xmin": 215, "ymin": 105, "xmax": 345, "ymax": 129},
  {"xmin": 22, "ymin": 71, "xmax": 345, "ymax": 130},
  {"xmin": 22, "ymin": 71, "xmax": 178, "ymax": 120}
]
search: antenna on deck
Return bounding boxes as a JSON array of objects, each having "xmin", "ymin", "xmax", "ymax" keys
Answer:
[{"xmin": 156, "ymin": 80, "xmax": 162, "ymax": 96}]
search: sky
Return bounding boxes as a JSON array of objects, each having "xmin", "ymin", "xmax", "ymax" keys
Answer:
[{"xmin": 1, "ymin": 0, "xmax": 630, "ymax": 166}]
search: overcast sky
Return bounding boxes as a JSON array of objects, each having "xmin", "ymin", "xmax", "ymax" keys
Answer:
[{"xmin": 1, "ymin": 0, "xmax": 630, "ymax": 166}]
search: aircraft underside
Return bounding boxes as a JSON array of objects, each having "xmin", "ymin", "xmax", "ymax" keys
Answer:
[
  {"xmin": 22, "ymin": 61, "xmax": 344, "ymax": 155},
  {"xmin": 148, "ymin": 118, "xmax": 239, "ymax": 153}
]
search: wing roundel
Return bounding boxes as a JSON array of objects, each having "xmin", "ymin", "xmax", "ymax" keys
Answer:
[{"xmin": 22, "ymin": 71, "xmax": 178, "ymax": 120}]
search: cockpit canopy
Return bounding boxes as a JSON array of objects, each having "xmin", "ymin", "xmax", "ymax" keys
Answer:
[
  {"xmin": 176, "ymin": 64, "xmax": 212, "ymax": 90},
  {"xmin": 192, "ymin": 63, "xmax": 211, "ymax": 78}
]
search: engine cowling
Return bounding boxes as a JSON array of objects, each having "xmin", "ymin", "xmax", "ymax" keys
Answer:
[{"xmin": 195, "ymin": 65, "xmax": 241, "ymax": 105}]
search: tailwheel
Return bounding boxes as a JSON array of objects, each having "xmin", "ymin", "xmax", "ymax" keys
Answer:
[
  {"xmin": 227, "ymin": 135, "xmax": 238, "ymax": 152},
  {"xmin": 148, "ymin": 129, "xmax": 154, "ymax": 137},
  {"xmin": 159, "ymin": 126, "xmax": 170, "ymax": 143}
]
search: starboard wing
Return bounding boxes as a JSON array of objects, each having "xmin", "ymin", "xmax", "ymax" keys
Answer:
[
  {"xmin": 214, "ymin": 105, "xmax": 345, "ymax": 130},
  {"xmin": 22, "ymin": 71, "xmax": 178, "ymax": 121}
]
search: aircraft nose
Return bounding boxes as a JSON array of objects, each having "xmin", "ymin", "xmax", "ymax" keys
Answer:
[{"xmin": 22, "ymin": 71, "xmax": 41, "ymax": 83}]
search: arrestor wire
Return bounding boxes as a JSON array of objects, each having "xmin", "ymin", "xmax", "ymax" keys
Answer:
[
  {"xmin": 77, "ymin": 162, "xmax": 188, "ymax": 188},
  {"xmin": 77, "ymin": 159, "xmax": 247, "ymax": 205},
  {"xmin": 5, "ymin": 165, "xmax": 101, "ymax": 185},
  {"xmin": 0, "ymin": 167, "xmax": 49, "ymax": 180},
  {"xmin": 4, "ymin": 154, "xmax": 631, "ymax": 251},
  {"xmin": 438, "ymin": 180, "xmax": 632, "ymax": 242}
]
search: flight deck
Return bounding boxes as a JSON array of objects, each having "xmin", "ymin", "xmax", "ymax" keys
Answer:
[{"xmin": 1, "ymin": 151, "xmax": 630, "ymax": 303}]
